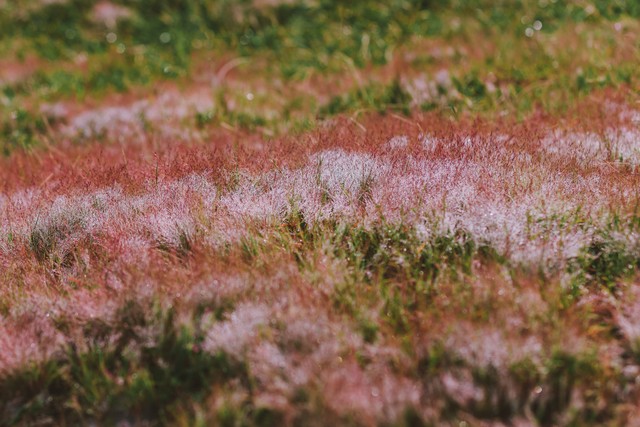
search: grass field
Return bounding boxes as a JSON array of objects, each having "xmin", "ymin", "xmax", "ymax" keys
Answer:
[{"xmin": 1, "ymin": 1, "xmax": 640, "ymax": 425}]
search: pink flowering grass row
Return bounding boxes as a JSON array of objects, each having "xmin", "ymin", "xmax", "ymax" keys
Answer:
[{"xmin": 1, "ymin": 105, "xmax": 640, "ymax": 424}]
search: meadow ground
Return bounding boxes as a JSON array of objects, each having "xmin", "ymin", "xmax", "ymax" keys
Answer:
[{"xmin": 0, "ymin": 1, "xmax": 640, "ymax": 425}]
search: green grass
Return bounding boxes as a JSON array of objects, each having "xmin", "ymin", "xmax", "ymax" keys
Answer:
[
  {"xmin": 2, "ymin": 0, "xmax": 638, "ymax": 95},
  {"xmin": 0, "ymin": 108, "xmax": 49, "ymax": 156},
  {"xmin": 568, "ymin": 216, "xmax": 640, "ymax": 295},
  {"xmin": 319, "ymin": 79, "xmax": 413, "ymax": 117},
  {"xmin": 418, "ymin": 344, "xmax": 610, "ymax": 424},
  {"xmin": 0, "ymin": 300, "xmax": 248, "ymax": 426},
  {"xmin": 0, "ymin": 0, "xmax": 637, "ymax": 156}
]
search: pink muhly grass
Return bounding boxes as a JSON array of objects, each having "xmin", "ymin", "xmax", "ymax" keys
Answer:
[
  {"xmin": 1, "ymin": 106, "xmax": 639, "ymax": 281},
  {"xmin": 322, "ymin": 361, "xmax": 421, "ymax": 425},
  {"xmin": 63, "ymin": 90, "xmax": 214, "ymax": 142},
  {"xmin": 90, "ymin": 1, "xmax": 132, "ymax": 28},
  {"xmin": 0, "ymin": 318, "xmax": 64, "ymax": 375},
  {"xmin": 203, "ymin": 302, "xmax": 270, "ymax": 358}
]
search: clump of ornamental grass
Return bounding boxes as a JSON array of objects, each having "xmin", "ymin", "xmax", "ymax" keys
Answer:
[{"xmin": 0, "ymin": 299, "xmax": 247, "ymax": 426}]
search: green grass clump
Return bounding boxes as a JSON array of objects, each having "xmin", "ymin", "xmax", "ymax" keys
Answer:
[
  {"xmin": 566, "ymin": 216, "xmax": 640, "ymax": 294},
  {"xmin": 320, "ymin": 79, "xmax": 413, "ymax": 117},
  {"xmin": 274, "ymin": 211, "xmax": 492, "ymax": 335},
  {"xmin": 0, "ymin": 108, "xmax": 49, "ymax": 156},
  {"xmin": 331, "ymin": 223, "xmax": 477, "ymax": 284},
  {"xmin": 419, "ymin": 344, "xmax": 610, "ymax": 425},
  {"xmin": 578, "ymin": 239, "xmax": 637, "ymax": 289},
  {"xmin": 0, "ymin": 300, "xmax": 248, "ymax": 426}
]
